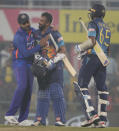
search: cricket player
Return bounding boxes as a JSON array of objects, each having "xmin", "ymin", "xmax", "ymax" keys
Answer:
[
  {"xmin": 4, "ymin": 13, "xmax": 49, "ymax": 125},
  {"xmin": 32, "ymin": 12, "xmax": 66, "ymax": 126},
  {"xmin": 74, "ymin": 4, "xmax": 111, "ymax": 127}
]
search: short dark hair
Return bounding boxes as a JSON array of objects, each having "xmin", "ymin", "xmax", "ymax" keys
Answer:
[{"xmin": 41, "ymin": 12, "xmax": 53, "ymax": 24}]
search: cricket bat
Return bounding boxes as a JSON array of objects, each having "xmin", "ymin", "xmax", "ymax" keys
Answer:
[
  {"xmin": 49, "ymin": 33, "xmax": 76, "ymax": 77},
  {"xmin": 79, "ymin": 17, "xmax": 109, "ymax": 66}
]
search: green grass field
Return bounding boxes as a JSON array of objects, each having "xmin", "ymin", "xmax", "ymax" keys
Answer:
[{"xmin": 0, "ymin": 126, "xmax": 119, "ymax": 131}]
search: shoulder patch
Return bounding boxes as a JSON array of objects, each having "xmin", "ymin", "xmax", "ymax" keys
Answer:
[{"xmin": 88, "ymin": 28, "xmax": 96, "ymax": 31}]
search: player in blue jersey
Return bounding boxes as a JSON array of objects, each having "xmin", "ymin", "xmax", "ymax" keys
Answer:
[
  {"xmin": 4, "ymin": 13, "xmax": 49, "ymax": 125},
  {"xmin": 32, "ymin": 12, "xmax": 66, "ymax": 126},
  {"xmin": 74, "ymin": 4, "xmax": 111, "ymax": 128}
]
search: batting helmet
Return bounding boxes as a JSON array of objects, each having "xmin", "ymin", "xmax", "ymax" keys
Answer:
[
  {"xmin": 17, "ymin": 13, "xmax": 29, "ymax": 24},
  {"xmin": 88, "ymin": 4, "xmax": 105, "ymax": 20}
]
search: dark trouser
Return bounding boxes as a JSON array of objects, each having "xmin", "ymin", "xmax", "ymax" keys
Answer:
[
  {"xmin": 78, "ymin": 55, "xmax": 108, "ymax": 121},
  {"xmin": 6, "ymin": 61, "xmax": 33, "ymax": 122},
  {"xmin": 35, "ymin": 61, "xmax": 66, "ymax": 125},
  {"xmin": 36, "ymin": 83, "xmax": 66, "ymax": 125}
]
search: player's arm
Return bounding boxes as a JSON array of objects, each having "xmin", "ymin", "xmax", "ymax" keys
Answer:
[
  {"xmin": 57, "ymin": 36, "xmax": 66, "ymax": 54},
  {"xmin": 46, "ymin": 32, "xmax": 66, "ymax": 70},
  {"xmin": 87, "ymin": 22, "xmax": 97, "ymax": 47},
  {"xmin": 74, "ymin": 22, "xmax": 96, "ymax": 54},
  {"xmin": 14, "ymin": 34, "xmax": 49, "ymax": 57},
  {"xmin": 52, "ymin": 31, "xmax": 66, "ymax": 63},
  {"xmin": 58, "ymin": 45, "xmax": 66, "ymax": 53},
  {"xmin": 14, "ymin": 35, "xmax": 41, "ymax": 57},
  {"xmin": 88, "ymin": 36, "xmax": 96, "ymax": 46}
]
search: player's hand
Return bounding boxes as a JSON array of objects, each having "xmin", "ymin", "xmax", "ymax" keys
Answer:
[
  {"xmin": 46, "ymin": 59, "xmax": 56, "ymax": 70},
  {"xmin": 53, "ymin": 53, "xmax": 65, "ymax": 63},
  {"xmin": 39, "ymin": 35, "xmax": 50, "ymax": 47},
  {"xmin": 74, "ymin": 44, "xmax": 81, "ymax": 54},
  {"xmin": 74, "ymin": 45, "xmax": 87, "ymax": 60},
  {"xmin": 77, "ymin": 51, "xmax": 87, "ymax": 60}
]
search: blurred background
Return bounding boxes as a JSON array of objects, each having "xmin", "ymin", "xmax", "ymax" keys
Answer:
[{"xmin": 0, "ymin": 0, "xmax": 119, "ymax": 127}]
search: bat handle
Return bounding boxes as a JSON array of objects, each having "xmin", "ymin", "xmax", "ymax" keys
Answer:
[{"xmin": 79, "ymin": 17, "xmax": 88, "ymax": 33}]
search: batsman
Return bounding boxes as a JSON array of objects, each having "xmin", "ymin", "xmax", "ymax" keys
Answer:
[
  {"xmin": 74, "ymin": 4, "xmax": 111, "ymax": 127},
  {"xmin": 31, "ymin": 12, "xmax": 66, "ymax": 126}
]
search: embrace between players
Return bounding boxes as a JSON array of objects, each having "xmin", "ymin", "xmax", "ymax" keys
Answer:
[{"xmin": 4, "ymin": 3, "xmax": 111, "ymax": 128}]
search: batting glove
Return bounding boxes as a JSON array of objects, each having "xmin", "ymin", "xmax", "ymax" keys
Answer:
[
  {"xmin": 46, "ymin": 59, "xmax": 56, "ymax": 70},
  {"xmin": 77, "ymin": 51, "xmax": 87, "ymax": 60},
  {"xmin": 74, "ymin": 44, "xmax": 81, "ymax": 54},
  {"xmin": 74, "ymin": 45, "xmax": 87, "ymax": 60},
  {"xmin": 53, "ymin": 53, "xmax": 65, "ymax": 63}
]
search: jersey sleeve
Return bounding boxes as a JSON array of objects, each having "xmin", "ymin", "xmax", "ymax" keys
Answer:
[
  {"xmin": 51, "ymin": 31, "xmax": 64, "ymax": 48},
  {"xmin": 13, "ymin": 33, "xmax": 41, "ymax": 58},
  {"xmin": 88, "ymin": 21, "xmax": 97, "ymax": 37}
]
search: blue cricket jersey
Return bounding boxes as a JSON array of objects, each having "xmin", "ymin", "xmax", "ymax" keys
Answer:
[
  {"xmin": 34, "ymin": 27, "xmax": 64, "ymax": 85},
  {"xmin": 12, "ymin": 27, "xmax": 41, "ymax": 64},
  {"xmin": 34, "ymin": 27, "xmax": 64, "ymax": 59},
  {"xmin": 88, "ymin": 18, "xmax": 111, "ymax": 55}
]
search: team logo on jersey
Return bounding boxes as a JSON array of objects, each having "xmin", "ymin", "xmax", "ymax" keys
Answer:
[{"xmin": 42, "ymin": 45, "xmax": 56, "ymax": 59}]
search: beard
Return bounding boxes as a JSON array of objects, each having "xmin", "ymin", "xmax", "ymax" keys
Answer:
[{"xmin": 39, "ymin": 24, "xmax": 46, "ymax": 31}]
